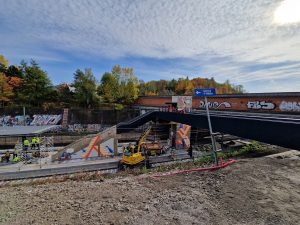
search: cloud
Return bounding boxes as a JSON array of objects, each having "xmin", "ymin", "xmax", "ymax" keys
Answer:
[{"xmin": 0, "ymin": 0, "xmax": 299, "ymax": 91}]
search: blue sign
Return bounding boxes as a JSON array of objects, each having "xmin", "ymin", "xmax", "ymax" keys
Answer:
[{"xmin": 194, "ymin": 88, "xmax": 216, "ymax": 97}]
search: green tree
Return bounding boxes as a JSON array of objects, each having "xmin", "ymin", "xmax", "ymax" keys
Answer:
[
  {"xmin": 73, "ymin": 69, "xmax": 98, "ymax": 108},
  {"xmin": 122, "ymin": 78, "xmax": 138, "ymax": 104},
  {"xmin": 20, "ymin": 60, "xmax": 53, "ymax": 106},
  {"xmin": 98, "ymin": 72, "xmax": 119, "ymax": 103},
  {"xmin": 116, "ymin": 66, "xmax": 138, "ymax": 104},
  {"xmin": 146, "ymin": 81, "xmax": 158, "ymax": 95},
  {"xmin": 166, "ymin": 79, "xmax": 178, "ymax": 94},
  {"xmin": 6, "ymin": 65, "xmax": 23, "ymax": 78},
  {"xmin": 99, "ymin": 65, "xmax": 139, "ymax": 105},
  {"xmin": 138, "ymin": 80, "xmax": 147, "ymax": 96}
]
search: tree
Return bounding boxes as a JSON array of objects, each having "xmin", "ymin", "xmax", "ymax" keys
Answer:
[
  {"xmin": 99, "ymin": 65, "xmax": 139, "ymax": 105},
  {"xmin": 73, "ymin": 68, "xmax": 98, "ymax": 108},
  {"xmin": 0, "ymin": 55, "xmax": 9, "ymax": 73},
  {"xmin": 0, "ymin": 57, "xmax": 25, "ymax": 105},
  {"xmin": 0, "ymin": 73, "xmax": 13, "ymax": 107},
  {"xmin": 117, "ymin": 66, "xmax": 138, "ymax": 104},
  {"xmin": 146, "ymin": 81, "xmax": 158, "ymax": 95},
  {"xmin": 6, "ymin": 65, "xmax": 23, "ymax": 78},
  {"xmin": 7, "ymin": 66, "xmax": 24, "ymax": 104},
  {"xmin": 98, "ymin": 72, "xmax": 119, "ymax": 103},
  {"xmin": 175, "ymin": 77, "xmax": 190, "ymax": 95},
  {"xmin": 166, "ymin": 79, "xmax": 178, "ymax": 94},
  {"xmin": 56, "ymin": 83, "xmax": 75, "ymax": 106},
  {"xmin": 185, "ymin": 81, "xmax": 194, "ymax": 95},
  {"xmin": 156, "ymin": 80, "xmax": 168, "ymax": 95},
  {"xmin": 138, "ymin": 80, "xmax": 147, "ymax": 96},
  {"xmin": 20, "ymin": 60, "xmax": 52, "ymax": 106},
  {"xmin": 122, "ymin": 78, "xmax": 139, "ymax": 104}
]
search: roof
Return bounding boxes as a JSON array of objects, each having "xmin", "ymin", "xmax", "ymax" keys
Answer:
[
  {"xmin": 138, "ymin": 92, "xmax": 300, "ymax": 98},
  {"xmin": 0, "ymin": 125, "xmax": 60, "ymax": 137}
]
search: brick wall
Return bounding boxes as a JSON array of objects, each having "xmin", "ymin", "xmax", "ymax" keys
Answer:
[{"xmin": 136, "ymin": 95, "xmax": 300, "ymax": 113}]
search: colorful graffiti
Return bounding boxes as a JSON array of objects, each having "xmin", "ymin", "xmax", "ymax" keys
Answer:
[
  {"xmin": 30, "ymin": 114, "xmax": 62, "ymax": 125},
  {"xmin": 172, "ymin": 96, "xmax": 193, "ymax": 112},
  {"xmin": 176, "ymin": 123, "xmax": 191, "ymax": 150},
  {"xmin": 247, "ymin": 101, "xmax": 275, "ymax": 110},
  {"xmin": 0, "ymin": 115, "xmax": 30, "ymax": 126},
  {"xmin": 0, "ymin": 114, "xmax": 62, "ymax": 126},
  {"xmin": 279, "ymin": 101, "xmax": 300, "ymax": 112},
  {"xmin": 199, "ymin": 101, "xmax": 231, "ymax": 109}
]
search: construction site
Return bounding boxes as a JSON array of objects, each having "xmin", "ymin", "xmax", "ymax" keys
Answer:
[
  {"xmin": 0, "ymin": 94, "xmax": 300, "ymax": 225},
  {"xmin": 2, "ymin": 0, "xmax": 300, "ymax": 223}
]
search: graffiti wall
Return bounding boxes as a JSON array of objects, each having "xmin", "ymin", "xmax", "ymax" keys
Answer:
[
  {"xmin": 247, "ymin": 101, "xmax": 275, "ymax": 110},
  {"xmin": 0, "ymin": 114, "xmax": 62, "ymax": 126},
  {"xmin": 199, "ymin": 100, "xmax": 231, "ymax": 109},
  {"xmin": 136, "ymin": 95, "xmax": 300, "ymax": 113},
  {"xmin": 172, "ymin": 96, "xmax": 193, "ymax": 112},
  {"xmin": 67, "ymin": 124, "xmax": 101, "ymax": 132},
  {"xmin": 30, "ymin": 114, "xmax": 62, "ymax": 126},
  {"xmin": 176, "ymin": 123, "xmax": 191, "ymax": 150},
  {"xmin": 197, "ymin": 97, "xmax": 300, "ymax": 113},
  {"xmin": 279, "ymin": 101, "xmax": 300, "ymax": 112},
  {"xmin": 0, "ymin": 115, "xmax": 30, "ymax": 126}
]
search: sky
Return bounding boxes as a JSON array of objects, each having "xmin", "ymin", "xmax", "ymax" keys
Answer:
[{"xmin": 0, "ymin": 0, "xmax": 300, "ymax": 93}]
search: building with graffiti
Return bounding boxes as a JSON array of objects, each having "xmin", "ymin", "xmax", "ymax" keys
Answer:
[{"xmin": 135, "ymin": 92, "xmax": 300, "ymax": 113}]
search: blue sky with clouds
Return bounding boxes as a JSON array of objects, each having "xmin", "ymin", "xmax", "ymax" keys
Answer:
[{"xmin": 1, "ymin": 0, "xmax": 300, "ymax": 92}]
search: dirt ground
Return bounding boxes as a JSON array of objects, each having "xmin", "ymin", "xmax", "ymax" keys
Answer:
[{"xmin": 0, "ymin": 157, "xmax": 299, "ymax": 225}]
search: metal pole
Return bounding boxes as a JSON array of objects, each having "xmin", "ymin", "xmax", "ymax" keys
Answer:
[
  {"xmin": 204, "ymin": 97, "xmax": 218, "ymax": 165},
  {"xmin": 23, "ymin": 106, "xmax": 26, "ymax": 126},
  {"xmin": 39, "ymin": 135, "xmax": 42, "ymax": 169}
]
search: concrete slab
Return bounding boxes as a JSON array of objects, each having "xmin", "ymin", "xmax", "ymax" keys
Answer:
[
  {"xmin": 265, "ymin": 150, "xmax": 300, "ymax": 159},
  {"xmin": 0, "ymin": 125, "xmax": 60, "ymax": 137}
]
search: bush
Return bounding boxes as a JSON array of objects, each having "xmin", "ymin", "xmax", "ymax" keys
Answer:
[
  {"xmin": 195, "ymin": 155, "xmax": 212, "ymax": 164},
  {"xmin": 241, "ymin": 141, "xmax": 266, "ymax": 153},
  {"xmin": 114, "ymin": 103, "xmax": 124, "ymax": 110}
]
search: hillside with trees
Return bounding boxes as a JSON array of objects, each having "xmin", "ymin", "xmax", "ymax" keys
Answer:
[
  {"xmin": 0, "ymin": 54, "xmax": 244, "ymax": 109},
  {"xmin": 139, "ymin": 77, "xmax": 244, "ymax": 96}
]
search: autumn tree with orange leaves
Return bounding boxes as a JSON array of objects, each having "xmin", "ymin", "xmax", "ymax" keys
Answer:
[
  {"xmin": 0, "ymin": 73, "xmax": 13, "ymax": 106},
  {"xmin": 0, "ymin": 53, "xmax": 245, "ymax": 108},
  {"xmin": 139, "ymin": 76, "xmax": 244, "ymax": 96}
]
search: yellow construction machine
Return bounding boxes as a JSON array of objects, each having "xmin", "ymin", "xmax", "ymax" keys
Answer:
[{"xmin": 118, "ymin": 126, "xmax": 152, "ymax": 169}]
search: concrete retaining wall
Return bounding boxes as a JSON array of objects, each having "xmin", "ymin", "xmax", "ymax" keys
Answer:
[{"xmin": 0, "ymin": 135, "xmax": 85, "ymax": 147}]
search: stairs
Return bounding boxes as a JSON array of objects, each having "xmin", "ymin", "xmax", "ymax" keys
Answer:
[{"xmin": 51, "ymin": 126, "xmax": 117, "ymax": 161}]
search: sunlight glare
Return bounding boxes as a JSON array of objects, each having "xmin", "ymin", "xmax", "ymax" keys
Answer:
[{"xmin": 274, "ymin": 0, "xmax": 300, "ymax": 25}]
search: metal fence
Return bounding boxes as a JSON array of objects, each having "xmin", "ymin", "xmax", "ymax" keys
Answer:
[
  {"xmin": 0, "ymin": 107, "xmax": 140, "ymax": 126},
  {"xmin": 0, "ymin": 136, "xmax": 55, "ymax": 173}
]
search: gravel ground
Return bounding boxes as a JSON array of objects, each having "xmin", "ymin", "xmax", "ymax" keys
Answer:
[{"xmin": 0, "ymin": 157, "xmax": 299, "ymax": 225}]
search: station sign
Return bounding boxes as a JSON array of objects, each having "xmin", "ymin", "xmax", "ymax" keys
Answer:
[{"xmin": 194, "ymin": 88, "xmax": 216, "ymax": 97}]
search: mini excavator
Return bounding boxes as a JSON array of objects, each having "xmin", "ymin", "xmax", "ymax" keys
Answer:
[{"xmin": 118, "ymin": 125, "xmax": 152, "ymax": 169}]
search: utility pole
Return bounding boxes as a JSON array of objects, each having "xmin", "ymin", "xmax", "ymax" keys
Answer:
[
  {"xmin": 23, "ymin": 106, "xmax": 26, "ymax": 126},
  {"xmin": 204, "ymin": 96, "xmax": 218, "ymax": 165},
  {"xmin": 195, "ymin": 88, "xmax": 218, "ymax": 165}
]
